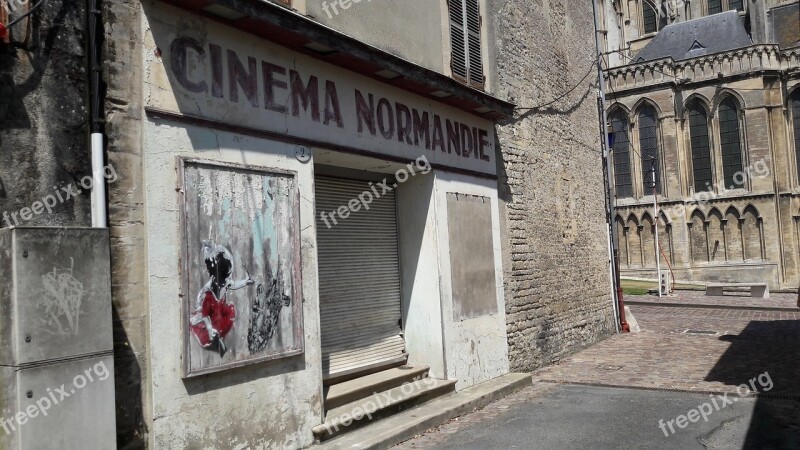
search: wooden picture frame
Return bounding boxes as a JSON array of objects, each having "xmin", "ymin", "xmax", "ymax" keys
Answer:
[{"xmin": 178, "ymin": 157, "xmax": 304, "ymax": 377}]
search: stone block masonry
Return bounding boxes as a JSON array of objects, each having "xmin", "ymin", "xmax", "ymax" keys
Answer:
[
  {"xmin": 0, "ymin": 0, "xmax": 92, "ymax": 226},
  {"xmin": 491, "ymin": 0, "xmax": 616, "ymax": 372},
  {"xmin": 103, "ymin": 0, "xmax": 150, "ymax": 447}
]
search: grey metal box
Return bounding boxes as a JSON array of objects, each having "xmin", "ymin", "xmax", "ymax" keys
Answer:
[
  {"xmin": 0, "ymin": 228, "xmax": 113, "ymax": 365},
  {"xmin": 0, "ymin": 355, "xmax": 116, "ymax": 449}
]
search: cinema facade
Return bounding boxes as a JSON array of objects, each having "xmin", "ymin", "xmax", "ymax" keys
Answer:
[{"xmin": 115, "ymin": 0, "xmax": 528, "ymax": 446}]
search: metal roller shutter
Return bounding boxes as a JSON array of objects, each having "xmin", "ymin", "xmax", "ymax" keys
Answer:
[{"xmin": 315, "ymin": 176, "xmax": 406, "ymax": 379}]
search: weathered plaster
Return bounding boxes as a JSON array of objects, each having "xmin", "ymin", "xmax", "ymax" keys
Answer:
[
  {"xmin": 434, "ymin": 172, "xmax": 510, "ymax": 390},
  {"xmin": 142, "ymin": 118, "xmax": 323, "ymax": 449}
]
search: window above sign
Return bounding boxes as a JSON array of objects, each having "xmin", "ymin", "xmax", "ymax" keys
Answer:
[
  {"xmin": 448, "ymin": 0, "xmax": 486, "ymax": 90},
  {"xmin": 163, "ymin": 0, "xmax": 513, "ymax": 119}
]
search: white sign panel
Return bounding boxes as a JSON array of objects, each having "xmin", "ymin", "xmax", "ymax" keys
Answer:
[{"xmin": 144, "ymin": 3, "xmax": 497, "ymax": 176}]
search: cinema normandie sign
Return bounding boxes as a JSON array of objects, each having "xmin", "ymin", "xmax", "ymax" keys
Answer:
[{"xmin": 144, "ymin": 5, "xmax": 497, "ymax": 176}]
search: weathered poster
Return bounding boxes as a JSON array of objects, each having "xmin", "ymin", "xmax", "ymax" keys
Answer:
[{"xmin": 180, "ymin": 159, "xmax": 303, "ymax": 376}]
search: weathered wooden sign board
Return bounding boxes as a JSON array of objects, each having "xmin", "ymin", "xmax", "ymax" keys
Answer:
[{"xmin": 179, "ymin": 158, "xmax": 303, "ymax": 376}]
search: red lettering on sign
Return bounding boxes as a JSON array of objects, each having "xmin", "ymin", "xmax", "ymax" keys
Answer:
[
  {"xmin": 290, "ymin": 70, "xmax": 320, "ymax": 121},
  {"xmin": 479, "ymin": 129, "xmax": 490, "ymax": 161},
  {"xmin": 210, "ymin": 44, "xmax": 224, "ymax": 99},
  {"xmin": 263, "ymin": 62, "xmax": 288, "ymax": 114},
  {"xmin": 446, "ymin": 120, "xmax": 461, "ymax": 155},
  {"xmin": 324, "ymin": 81, "xmax": 344, "ymax": 128},
  {"xmin": 412, "ymin": 109, "xmax": 431, "ymax": 150},
  {"xmin": 460, "ymin": 123, "xmax": 473, "ymax": 158},
  {"xmin": 432, "ymin": 115, "xmax": 445, "ymax": 153},
  {"xmin": 170, "ymin": 36, "xmax": 207, "ymax": 93},
  {"xmin": 377, "ymin": 98, "xmax": 395, "ymax": 140},
  {"xmin": 396, "ymin": 102, "xmax": 413, "ymax": 145},
  {"xmin": 227, "ymin": 50, "xmax": 258, "ymax": 107},
  {"xmin": 166, "ymin": 37, "xmax": 494, "ymax": 165},
  {"xmin": 355, "ymin": 90, "xmax": 376, "ymax": 135}
]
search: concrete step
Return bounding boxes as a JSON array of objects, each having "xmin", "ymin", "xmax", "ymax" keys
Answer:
[
  {"xmin": 316, "ymin": 373, "xmax": 532, "ymax": 449},
  {"xmin": 313, "ymin": 377, "xmax": 457, "ymax": 442},
  {"xmin": 324, "ymin": 365, "xmax": 431, "ymax": 412}
]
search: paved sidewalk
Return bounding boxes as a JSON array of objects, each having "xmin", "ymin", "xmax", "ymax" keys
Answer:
[
  {"xmin": 394, "ymin": 301, "xmax": 800, "ymax": 449},
  {"xmin": 626, "ymin": 290, "xmax": 799, "ymax": 310},
  {"xmin": 533, "ymin": 304, "xmax": 800, "ymax": 397}
]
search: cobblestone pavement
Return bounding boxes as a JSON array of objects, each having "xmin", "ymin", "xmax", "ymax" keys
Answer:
[
  {"xmin": 626, "ymin": 290, "xmax": 799, "ymax": 310},
  {"xmin": 533, "ymin": 304, "xmax": 800, "ymax": 396},
  {"xmin": 395, "ymin": 301, "xmax": 800, "ymax": 449}
]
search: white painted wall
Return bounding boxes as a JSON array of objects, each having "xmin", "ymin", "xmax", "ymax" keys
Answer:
[
  {"xmin": 142, "ymin": 118, "xmax": 323, "ymax": 448},
  {"xmin": 433, "ymin": 172, "xmax": 510, "ymax": 390},
  {"xmin": 396, "ymin": 172, "xmax": 447, "ymax": 379},
  {"xmin": 305, "ymin": 0, "xmax": 446, "ymax": 74},
  {"xmin": 140, "ymin": 7, "xmax": 510, "ymax": 445}
]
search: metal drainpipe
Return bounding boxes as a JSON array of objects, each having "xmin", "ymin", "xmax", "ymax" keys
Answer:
[
  {"xmin": 593, "ymin": 0, "xmax": 628, "ymax": 333},
  {"xmin": 89, "ymin": 0, "xmax": 107, "ymax": 228}
]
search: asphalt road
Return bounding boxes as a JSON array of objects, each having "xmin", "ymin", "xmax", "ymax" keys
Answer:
[{"xmin": 399, "ymin": 384, "xmax": 800, "ymax": 449}]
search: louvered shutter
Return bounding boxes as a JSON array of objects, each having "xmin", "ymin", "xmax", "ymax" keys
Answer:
[
  {"xmin": 449, "ymin": 0, "xmax": 484, "ymax": 88},
  {"xmin": 315, "ymin": 176, "xmax": 406, "ymax": 379},
  {"xmin": 465, "ymin": 0, "xmax": 484, "ymax": 88}
]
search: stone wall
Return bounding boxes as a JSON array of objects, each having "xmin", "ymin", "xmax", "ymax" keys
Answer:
[
  {"xmin": 0, "ymin": 0, "xmax": 150, "ymax": 446},
  {"xmin": 0, "ymin": 0, "xmax": 91, "ymax": 227},
  {"xmin": 102, "ymin": 0, "xmax": 150, "ymax": 447},
  {"xmin": 607, "ymin": 68, "xmax": 800, "ymax": 290},
  {"xmin": 491, "ymin": 0, "xmax": 616, "ymax": 372}
]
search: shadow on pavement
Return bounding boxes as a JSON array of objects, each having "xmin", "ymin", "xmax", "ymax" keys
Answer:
[{"xmin": 704, "ymin": 320, "xmax": 800, "ymax": 449}]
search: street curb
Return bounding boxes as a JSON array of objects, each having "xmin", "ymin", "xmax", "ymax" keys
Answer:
[
  {"xmin": 626, "ymin": 300, "xmax": 798, "ymax": 312},
  {"xmin": 316, "ymin": 373, "xmax": 532, "ymax": 449}
]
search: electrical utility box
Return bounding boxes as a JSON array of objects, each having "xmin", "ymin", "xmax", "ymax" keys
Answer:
[
  {"xmin": 0, "ymin": 227, "xmax": 116, "ymax": 449},
  {"xmin": 660, "ymin": 270, "xmax": 672, "ymax": 296}
]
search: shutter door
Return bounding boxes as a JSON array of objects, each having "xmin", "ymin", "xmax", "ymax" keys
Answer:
[{"xmin": 315, "ymin": 176, "xmax": 406, "ymax": 379}]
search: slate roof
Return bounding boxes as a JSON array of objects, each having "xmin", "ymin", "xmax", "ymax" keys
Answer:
[{"xmin": 633, "ymin": 11, "xmax": 753, "ymax": 63}]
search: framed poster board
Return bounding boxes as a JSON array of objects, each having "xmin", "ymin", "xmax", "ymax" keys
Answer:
[{"xmin": 178, "ymin": 158, "xmax": 304, "ymax": 377}]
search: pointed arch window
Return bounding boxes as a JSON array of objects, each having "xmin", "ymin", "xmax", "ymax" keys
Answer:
[
  {"xmin": 718, "ymin": 98, "xmax": 744, "ymax": 190},
  {"xmin": 687, "ymin": 102, "xmax": 713, "ymax": 192},
  {"xmin": 638, "ymin": 105, "xmax": 661, "ymax": 194},
  {"xmin": 728, "ymin": 0, "xmax": 743, "ymax": 11},
  {"xmin": 791, "ymin": 90, "xmax": 800, "ymax": 183},
  {"xmin": 642, "ymin": 0, "xmax": 659, "ymax": 33},
  {"xmin": 610, "ymin": 112, "xmax": 633, "ymax": 198},
  {"xmin": 708, "ymin": 0, "xmax": 744, "ymax": 14}
]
